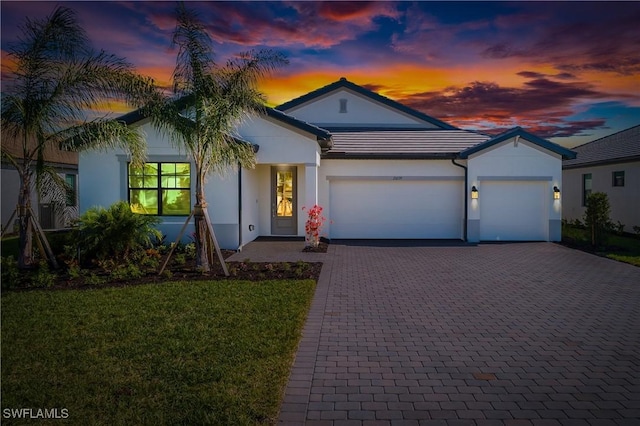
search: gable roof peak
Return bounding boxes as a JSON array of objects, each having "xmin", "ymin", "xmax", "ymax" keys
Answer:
[
  {"xmin": 458, "ymin": 126, "xmax": 577, "ymax": 160},
  {"xmin": 276, "ymin": 78, "xmax": 457, "ymax": 130}
]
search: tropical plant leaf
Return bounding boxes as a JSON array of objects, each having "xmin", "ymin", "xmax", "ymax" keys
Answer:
[{"xmin": 1, "ymin": 5, "xmax": 157, "ymax": 268}]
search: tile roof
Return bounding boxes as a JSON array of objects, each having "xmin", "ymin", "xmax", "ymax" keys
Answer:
[
  {"xmin": 458, "ymin": 127, "xmax": 576, "ymax": 160},
  {"xmin": 563, "ymin": 124, "xmax": 640, "ymax": 168},
  {"xmin": 324, "ymin": 129, "xmax": 490, "ymax": 159},
  {"xmin": 276, "ymin": 77, "xmax": 457, "ymax": 130}
]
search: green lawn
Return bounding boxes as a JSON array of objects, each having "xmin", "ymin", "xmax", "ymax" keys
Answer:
[
  {"xmin": 562, "ymin": 225, "xmax": 640, "ymax": 267},
  {"xmin": 2, "ymin": 280, "xmax": 315, "ymax": 425}
]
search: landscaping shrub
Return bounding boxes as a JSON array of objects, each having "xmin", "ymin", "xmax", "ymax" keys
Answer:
[
  {"xmin": 1, "ymin": 256, "xmax": 21, "ymax": 290},
  {"xmin": 74, "ymin": 201, "xmax": 161, "ymax": 265},
  {"xmin": 31, "ymin": 260, "xmax": 56, "ymax": 288},
  {"xmin": 583, "ymin": 192, "xmax": 612, "ymax": 247}
]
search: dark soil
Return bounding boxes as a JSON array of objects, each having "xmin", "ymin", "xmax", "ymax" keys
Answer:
[
  {"xmin": 302, "ymin": 241, "xmax": 329, "ymax": 253},
  {"xmin": 6, "ymin": 250, "xmax": 324, "ymax": 292}
]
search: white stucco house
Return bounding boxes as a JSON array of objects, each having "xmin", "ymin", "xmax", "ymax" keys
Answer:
[
  {"xmin": 79, "ymin": 78, "xmax": 576, "ymax": 249},
  {"xmin": 563, "ymin": 124, "xmax": 640, "ymax": 231}
]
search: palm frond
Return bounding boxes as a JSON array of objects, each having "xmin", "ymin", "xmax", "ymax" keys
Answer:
[
  {"xmin": 34, "ymin": 166, "xmax": 77, "ymax": 227},
  {"xmin": 0, "ymin": 149, "xmax": 22, "ymax": 173},
  {"xmin": 171, "ymin": 2, "xmax": 215, "ymax": 96},
  {"xmin": 60, "ymin": 120, "xmax": 147, "ymax": 167}
]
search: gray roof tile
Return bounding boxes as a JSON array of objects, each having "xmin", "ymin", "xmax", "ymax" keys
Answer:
[
  {"xmin": 563, "ymin": 124, "xmax": 640, "ymax": 168},
  {"xmin": 325, "ymin": 130, "xmax": 489, "ymax": 158}
]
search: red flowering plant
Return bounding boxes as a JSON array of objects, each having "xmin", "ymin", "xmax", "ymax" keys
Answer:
[{"xmin": 302, "ymin": 204, "xmax": 326, "ymax": 248}]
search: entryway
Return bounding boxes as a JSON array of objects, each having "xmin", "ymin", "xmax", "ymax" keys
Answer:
[{"xmin": 271, "ymin": 166, "xmax": 297, "ymax": 235}]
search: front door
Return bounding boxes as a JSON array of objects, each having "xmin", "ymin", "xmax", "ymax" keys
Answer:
[{"xmin": 271, "ymin": 167, "xmax": 297, "ymax": 235}]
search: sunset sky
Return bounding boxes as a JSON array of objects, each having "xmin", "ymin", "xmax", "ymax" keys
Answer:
[{"xmin": 2, "ymin": 1, "xmax": 639, "ymax": 147}]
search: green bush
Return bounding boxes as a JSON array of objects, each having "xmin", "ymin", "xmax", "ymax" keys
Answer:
[
  {"xmin": 31, "ymin": 260, "xmax": 56, "ymax": 288},
  {"xmin": 583, "ymin": 192, "xmax": 612, "ymax": 247},
  {"xmin": 109, "ymin": 263, "xmax": 144, "ymax": 281},
  {"xmin": 1, "ymin": 256, "xmax": 21, "ymax": 289},
  {"xmin": 74, "ymin": 201, "xmax": 161, "ymax": 265}
]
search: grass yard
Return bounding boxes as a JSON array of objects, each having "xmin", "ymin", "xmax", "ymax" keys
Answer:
[
  {"xmin": 1, "ymin": 280, "xmax": 315, "ymax": 425},
  {"xmin": 562, "ymin": 225, "xmax": 640, "ymax": 267}
]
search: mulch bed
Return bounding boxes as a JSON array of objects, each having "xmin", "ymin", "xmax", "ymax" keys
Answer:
[
  {"xmin": 7, "ymin": 249, "xmax": 325, "ymax": 292},
  {"xmin": 302, "ymin": 241, "xmax": 329, "ymax": 253}
]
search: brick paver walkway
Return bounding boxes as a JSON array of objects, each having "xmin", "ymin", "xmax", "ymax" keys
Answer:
[{"xmin": 273, "ymin": 242, "xmax": 640, "ymax": 425}]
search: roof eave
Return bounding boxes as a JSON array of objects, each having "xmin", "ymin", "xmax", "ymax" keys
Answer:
[
  {"xmin": 322, "ymin": 152, "xmax": 458, "ymax": 160},
  {"xmin": 264, "ymin": 107, "xmax": 332, "ymax": 140},
  {"xmin": 563, "ymin": 155, "xmax": 640, "ymax": 169}
]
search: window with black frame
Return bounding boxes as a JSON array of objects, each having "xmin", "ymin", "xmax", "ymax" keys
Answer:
[
  {"xmin": 582, "ymin": 173, "xmax": 592, "ymax": 206},
  {"xmin": 612, "ymin": 171, "xmax": 625, "ymax": 187},
  {"xmin": 128, "ymin": 162, "xmax": 191, "ymax": 215}
]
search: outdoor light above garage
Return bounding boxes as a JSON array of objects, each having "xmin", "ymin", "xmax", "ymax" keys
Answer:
[
  {"xmin": 471, "ymin": 186, "xmax": 479, "ymax": 199},
  {"xmin": 553, "ymin": 186, "xmax": 560, "ymax": 200}
]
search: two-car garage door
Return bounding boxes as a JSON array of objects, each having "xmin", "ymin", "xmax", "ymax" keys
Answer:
[{"xmin": 329, "ymin": 179, "xmax": 463, "ymax": 239}]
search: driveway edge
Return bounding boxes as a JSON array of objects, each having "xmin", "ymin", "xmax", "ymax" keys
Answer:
[{"xmin": 278, "ymin": 248, "xmax": 334, "ymax": 425}]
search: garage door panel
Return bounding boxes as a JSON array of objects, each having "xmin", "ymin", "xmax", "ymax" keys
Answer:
[
  {"xmin": 480, "ymin": 181, "xmax": 547, "ymax": 241},
  {"xmin": 330, "ymin": 180, "xmax": 462, "ymax": 239}
]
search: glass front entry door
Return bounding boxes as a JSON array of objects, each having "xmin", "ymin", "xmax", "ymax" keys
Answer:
[{"xmin": 271, "ymin": 167, "xmax": 297, "ymax": 235}]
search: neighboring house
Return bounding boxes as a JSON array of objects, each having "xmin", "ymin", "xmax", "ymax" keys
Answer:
[
  {"xmin": 1, "ymin": 140, "xmax": 78, "ymax": 233},
  {"xmin": 79, "ymin": 78, "xmax": 575, "ymax": 249},
  {"xmin": 563, "ymin": 125, "xmax": 640, "ymax": 231}
]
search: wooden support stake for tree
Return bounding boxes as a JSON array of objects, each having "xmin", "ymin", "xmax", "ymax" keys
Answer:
[
  {"xmin": 28, "ymin": 206, "xmax": 58, "ymax": 269},
  {"xmin": 0, "ymin": 206, "xmax": 18, "ymax": 238},
  {"xmin": 202, "ymin": 207, "xmax": 229, "ymax": 277},
  {"xmin": 158, "ymin": 211, "xmax": 194, "ymax": 275}
]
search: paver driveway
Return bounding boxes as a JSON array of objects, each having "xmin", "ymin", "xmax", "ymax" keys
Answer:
[{"xmin": 277, "ymin": 242, "xmax": 640, "ymax": 425}]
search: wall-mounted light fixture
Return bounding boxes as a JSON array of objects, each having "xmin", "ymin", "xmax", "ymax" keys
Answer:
[
  {"xmin": 553, "ymin": 186, "xmax": 560, "ymax": 200},
  {"xmin": 471, "ymin": 186, "xmax": 479, "ymax": 199}
]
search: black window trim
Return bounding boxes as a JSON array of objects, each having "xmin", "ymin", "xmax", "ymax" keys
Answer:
[
  {"xmin": 582, "ymin": 173, "xmax": 592, "ymax": 207},
  {"xmin": 612, "ymin": 170, "xmax": 625, "ymax": 187},
  {"xmin": 127, "ymin": 161, "xmax": 192, "ymax": 216}
]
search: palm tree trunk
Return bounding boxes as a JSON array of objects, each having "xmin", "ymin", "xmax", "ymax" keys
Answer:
[
  {"xmin": 18, "ymin": 168, "xmax": 34, "ymax": 269},
  {"xmin": 194, "ymin": 168, "xmax": 210, "ymax": 272}
]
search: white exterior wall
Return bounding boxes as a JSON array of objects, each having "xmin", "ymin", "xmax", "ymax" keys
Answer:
[
  {"xmin": 79, "ymin": 121, "xmax": 244, "ymax": 249},
  {"xmin": 563, "ymin": 161, "xmax": 640, "ymax": 230},
  {"xmin": 237, "ymin": 115, "xmax": 321, "ymax": 165},
  {"xmin": 237, "ymin": 115, "xmax": 320, "ymax": 241},
  {"xmin": 318, "ymin": 159, "xmax": 465, "ymax": 239},
  {"xmin": 467, "ymin": 138, "xmax": 563, "ymax": 242},
  {"xmin": 282, "ymin": 89, "xmax": 437, "ymax": 129},
  {"xmin": 2, "ymin": 168, "xmax": 28, "ymax": 232},
  {"xmin": 240, "ymin": 166, "xmax": 262, "ymax": 246}
]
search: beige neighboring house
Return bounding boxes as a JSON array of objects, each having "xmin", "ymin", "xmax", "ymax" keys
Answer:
[
  {"xmin": 562, "ymin": 124, "xmax": 640, "ymax": 232},
  {"xmin": 1, "ymin": 138, "xmax": 79, "ymax": 232}
]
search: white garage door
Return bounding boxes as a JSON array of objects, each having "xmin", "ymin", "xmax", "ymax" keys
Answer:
[
  {"xmin": 480, "ymin": 181, "xmax": 548, "ymax": 241},
  {"xmin": 329, "ymin": 179, "xmax": 463, "ymax": 239}
]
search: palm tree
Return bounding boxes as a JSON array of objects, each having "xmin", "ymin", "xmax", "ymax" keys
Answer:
[
  {"xmin": 152, "ymin": 3, "xmax": 287, "ymax": 272},
  {"xmin": 1, "ymin": 6, "xmax": 157, "ymax": 269}
]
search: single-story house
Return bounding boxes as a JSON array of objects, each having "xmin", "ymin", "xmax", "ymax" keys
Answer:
[
  {"xmin": 79, "ymin": 78, "xmax": 576, "ymax": 249},
  {"xmin": 563, "ymin": 124, "xmax": 640, "ymax": 231}
]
